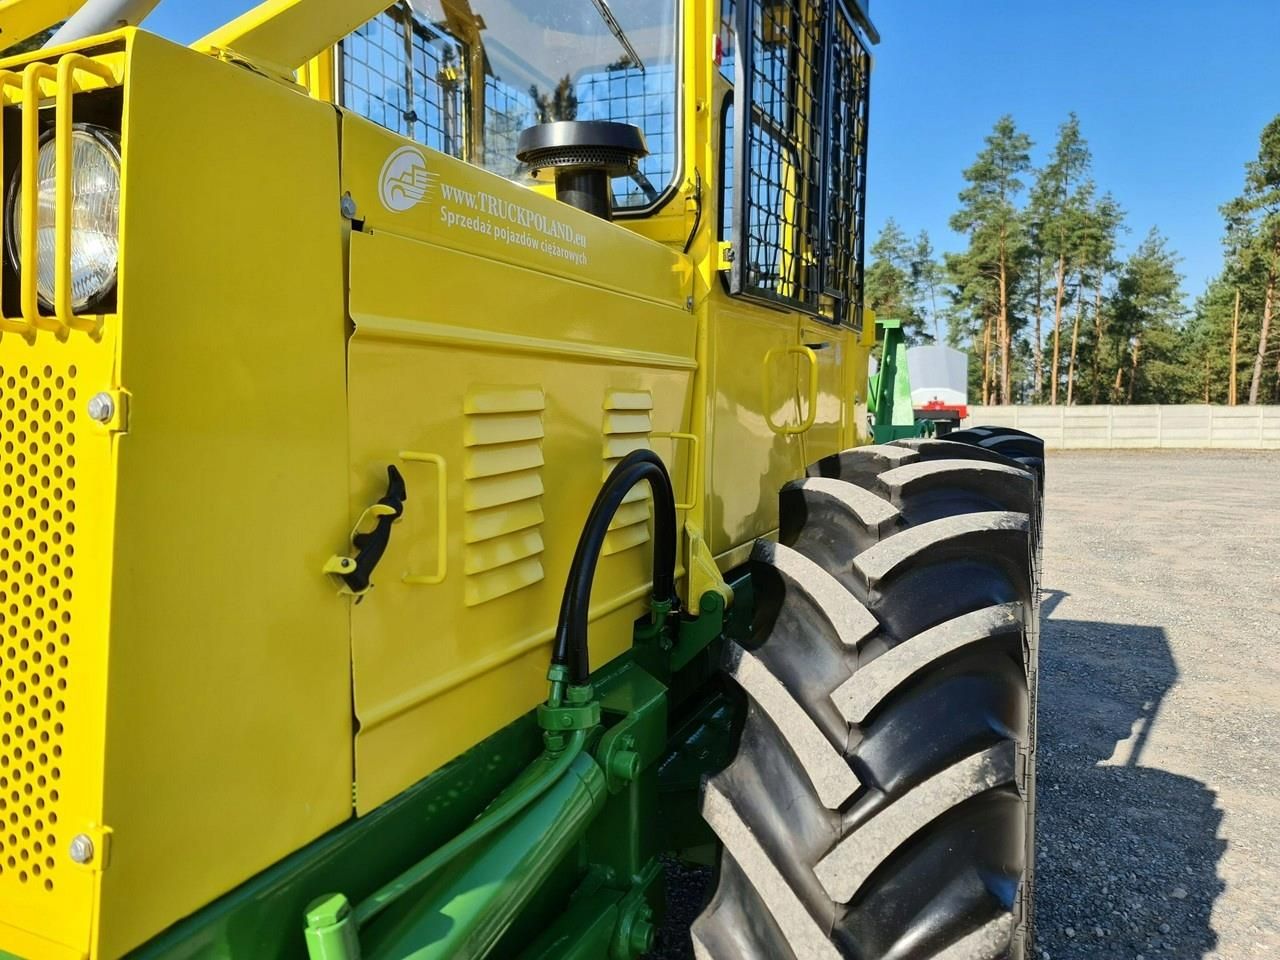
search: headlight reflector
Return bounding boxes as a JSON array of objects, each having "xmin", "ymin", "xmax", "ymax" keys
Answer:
[{"xmin": 6, "ymin": 123, "xmax": 121, "ymax": 312}]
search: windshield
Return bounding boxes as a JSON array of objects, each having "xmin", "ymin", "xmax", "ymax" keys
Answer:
[{"xmin": 340, "ymin": 0, "xmax": 680, "ymax": 211}]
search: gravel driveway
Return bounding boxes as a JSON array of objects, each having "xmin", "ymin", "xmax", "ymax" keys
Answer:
[{"xmin": 648, "ymin": 449, "xmax": 1280, "ymax": 959}]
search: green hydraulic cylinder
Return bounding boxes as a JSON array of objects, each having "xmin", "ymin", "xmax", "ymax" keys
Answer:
[{"xmin": 320, "ymin": 746, "xmax": 608, "ymax": 960}]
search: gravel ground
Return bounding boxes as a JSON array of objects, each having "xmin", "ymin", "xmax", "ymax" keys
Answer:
[
  {"xmin": 1033, "ymin": 450, "xmax": 1279, "ymax": 960},
  {"xmin": 647, "ymin": 449, "xmax": 1280, "ymax": 959}
]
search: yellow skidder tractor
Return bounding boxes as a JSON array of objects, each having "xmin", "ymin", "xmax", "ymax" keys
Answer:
[{"xmin": 0, "ymin": 1, "xmax": 1046, "ymax": 957}]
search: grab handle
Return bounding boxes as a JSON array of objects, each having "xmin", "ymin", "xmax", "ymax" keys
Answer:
[
  {"xmin": 764, "ymin": 344, "xmax": 819, "ymax": 435},
  {"xmin": 399, "ymin": 451, "xmax": 448, "ymax": 586}
]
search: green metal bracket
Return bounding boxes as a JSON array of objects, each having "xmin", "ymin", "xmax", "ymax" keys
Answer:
[
  {"xmin": 634, "ymin": 590, "xmax": 726, "ymax": 680},
  {"xmin": 671, "ymin": 590, "xmax": 726, "ymax": 672},
  {"xmin": 594, "ymin": 661, "xmax": 666, "ymax": 798},
  {"xmin": 302, "ymin": 894, "xmax": 361, "ymax": 960},
  {"xmin": 870, "ymin": 315, "xmax": 927, "ymax": 443},
  {"xmin": 516, "ymin": 858, "xmax": 661, "ymax": 960},
  {"xmin": 632, "ymin": 597, "xmax": 675, "ymax": 649},
  {"xmin": 607, "ymin": 860, "xmax": 661, "ymax": 959}
]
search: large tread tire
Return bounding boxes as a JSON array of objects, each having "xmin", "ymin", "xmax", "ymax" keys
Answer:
[
  {"xmin": 807, "ymin": 438, "xmax": 1043, "ymax": 596},
  {"xmin": 693, "ymin": 445, "xmax": 1038, "ymax": 960},
  {"xmin": 945, "ymin": 427, "xmax": 1045, "ymax": 502},
  {"xmin": 932, "ymin": 430, "xmax": 1045, "ymax": 954}
]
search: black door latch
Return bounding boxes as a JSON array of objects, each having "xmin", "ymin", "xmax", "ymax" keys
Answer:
[{"xmin": 324, "ymin": 465, "xmax": 407, "ymax": 597}]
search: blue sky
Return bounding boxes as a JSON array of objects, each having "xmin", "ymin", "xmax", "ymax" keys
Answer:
[
  {"xmin": 145, "ymin": 1, "xmax": 1280, "ymax": 302},
  {"xmin": 864, "ymin": 0, "xmax": 1280, "ymax": 302},
  {"xmin": 143, "ymin": 1, "xmax": 246, "ymax": 44}
]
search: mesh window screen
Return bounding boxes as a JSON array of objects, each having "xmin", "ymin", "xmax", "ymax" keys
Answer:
[
  {"xmin": 481, "ymin": 76, "xmax": 539, "ymax": 178},
  {"xmin": 340, "ymin": 2, "xmax": 679, "ymax": 213},
  {"xmin": 577, "ymin": 65, "xmax": 677, "ymax": 208},
  {"xmin": 718, "ymin": 0, "xmax": 738, "ymax": 81},
  {"xmin": 821, "ymin": 2, "xmax": 871, "ymax": 324},
  {"xmin": 341, "ymin": 7, "xmax": 466, "ymax": 158},
  {"xmin": 727, "ymin": 0, "xmax": 871, "ymax": 327}
]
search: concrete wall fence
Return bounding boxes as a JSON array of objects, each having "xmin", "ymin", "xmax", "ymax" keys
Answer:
[{"xmin": 964, "ymin": 405, "xmax": 1280, "ymax": 450}]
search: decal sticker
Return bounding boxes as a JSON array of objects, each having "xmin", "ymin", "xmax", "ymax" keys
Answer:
[{"xmin": 379, "ymin": 145, "xmax": 435, "ymax": 212}]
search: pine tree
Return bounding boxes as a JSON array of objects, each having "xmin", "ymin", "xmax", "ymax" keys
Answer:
[
  {"xmin": 866, "ymin": 219, "xmax": 939, "ymax": 343},
  {"xmin": 1023, "ymin": 217, "xmax": 1053, "ymax": 401},
  {"xmin": 1075, "ymin": 191, "xmax": 1124, "ymax": 403},
  {"xmin": 1028, "ymin": 114, "xmax": 1092, "ymax": 405},
  {"xmin": 1109, "ymin": 230, "xmax": 1186, "ymax": 403},
  {"xmin": 949, "ymin": 116, "xmax": 1033, "ymax": 404},
  {"xmin": 1222, "ymin": 114, "xmax": 1280, "ymax": 405},
  {"xmin": 945, "ymin": 251, "xmax": 998, "ymax": 402},
  {"xmin": 866, "ymin": 219, "xmax": 917, "ymax": 337},
  {"xmin": 1183, "ymin": 277, "xmax": 1241, "ymax": 404},
  {"xmin": 911, "ymin": 231, "xmax": 945, "ymax": 342}
]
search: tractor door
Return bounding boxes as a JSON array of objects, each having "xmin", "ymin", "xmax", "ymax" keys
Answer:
[{"xmin": 706, "ymin": 0, "xmax": 872, "ymax": 556}]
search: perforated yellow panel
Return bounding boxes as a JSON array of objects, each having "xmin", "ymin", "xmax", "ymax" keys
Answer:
[
  {"xmin": 0, "ymin": 361, "xmax": 77, "ymax": 895},
  {"xmin": 0, "ymin": 329, "xmax": 112, "ymax": 959}
]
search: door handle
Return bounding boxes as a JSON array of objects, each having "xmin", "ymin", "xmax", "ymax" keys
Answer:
[
  {"xmin": 398, "ymin": 451, "xmax": 448, "ymax": 586},
  {"xmin": 764, "ymin": 344, "xmax": 819, "ymax": 435}
]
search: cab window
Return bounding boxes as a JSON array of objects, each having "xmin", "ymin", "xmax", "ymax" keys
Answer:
[
  {"xmin": 720, "ymin": 0, "xmax": 872, "ymax": 327},
  {"xmin": 339, "ymin": 0, "xmax": 681, "ymax": 213}
]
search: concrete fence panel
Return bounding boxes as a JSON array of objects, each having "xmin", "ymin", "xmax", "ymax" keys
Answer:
[{"xmin": 965, "ymin": 405, "xmax": 1280, "ymax": 450}]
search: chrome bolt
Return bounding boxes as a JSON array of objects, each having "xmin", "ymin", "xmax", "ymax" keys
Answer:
[
  {"xmin": 340, "ymin": 193, "xmax": 358, "ymax": 218},
  {"xmin": 69, "ymin": 833, "xmax": 94, "ymax": 864},
  {"xmin": 87, "ymin": 392, "xmax": 115, "ymax": 424}
]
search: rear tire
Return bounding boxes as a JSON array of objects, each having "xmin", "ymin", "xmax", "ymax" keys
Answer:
[
  {"xmin": 946, "ymin": 427, "xmax": 1045, "ymax": 502},
  {"xmin": 693, "ymin": 445, "xmax": 1038, "ymax": 960}
]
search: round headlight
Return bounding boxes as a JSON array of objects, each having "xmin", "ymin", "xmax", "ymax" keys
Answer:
[{"xmin": 5, "ymin": 123, "xmax": 121, "ymax": 312}]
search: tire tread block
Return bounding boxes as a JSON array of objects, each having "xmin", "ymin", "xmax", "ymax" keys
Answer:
[
  {"xmin": 728, "ymin": 641, "xmax": 860, "ymax": 808},
  {"xmin": 698, "ymin": 784, "xmax": 841, "ymax": 960},
  {"xmin": 815, "ymin": 742, "xmax": 1017, "ymax": 904},
  {"xmin": 834, "ymin": 603, "xmax": 1024, "ymax": 724}
]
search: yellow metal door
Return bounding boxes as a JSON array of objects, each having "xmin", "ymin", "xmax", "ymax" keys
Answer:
[
  {"xmin": 339, "ymin": 116, "xmax": 695, "ymax": 812},
  {"xmin": 706, "ymin": 298, "xmax": 807, "ymax": 558},
  {"xmin": 798, "ymin": 319, "xmax": 853, "ymax": 466}
]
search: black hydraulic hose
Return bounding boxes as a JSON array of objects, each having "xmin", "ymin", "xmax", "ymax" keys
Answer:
[{"xmin": 552, "ymin": 449, "xmax": 677, "ymax": 684}]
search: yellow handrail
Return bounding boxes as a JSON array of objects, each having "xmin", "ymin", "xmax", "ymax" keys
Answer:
[{"xmin": 651, "ymin": 432, "xmax": 701, "ymax": 511}]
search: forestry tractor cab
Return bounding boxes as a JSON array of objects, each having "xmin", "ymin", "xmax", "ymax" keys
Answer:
[{"xmin": 0, "ymin": 0, "xmax": 1046, "ymax": 957}]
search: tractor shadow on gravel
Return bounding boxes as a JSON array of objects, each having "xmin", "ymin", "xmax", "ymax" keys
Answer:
[{"xmin": 1035, "ymin": 589, "xmax": 1225, "ymax": 959}]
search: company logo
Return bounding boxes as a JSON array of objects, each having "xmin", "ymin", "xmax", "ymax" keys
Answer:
[{"xmin": 379, "ymin": 145, "xmax": 435, "ymax": 212}]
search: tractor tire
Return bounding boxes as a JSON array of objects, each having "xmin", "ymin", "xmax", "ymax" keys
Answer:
[
  {"xmin": 942, "ymin": 429, "xmax": 1046, "ymax": 587},
  {"xmin": 810, "ymin": 438, "xmax": 1043, "ymax": 591},
  {"xmin": 945, "ymin": 428, "xmax": 1045, "ymax": 500},
  {"xmin": 692, "ymin": 445, "xmax": 1037, "ymax": 960}
]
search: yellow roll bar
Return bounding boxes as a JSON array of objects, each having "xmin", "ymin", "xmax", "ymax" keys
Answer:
[{"xmin": 194, "ymin": 0, "xmax": 397, "ymax": 75}]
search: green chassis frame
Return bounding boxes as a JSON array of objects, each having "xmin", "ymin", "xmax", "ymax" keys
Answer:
[{"xmin": 86, "ymin": 576, "xmax": 752, "ymax": 960}]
